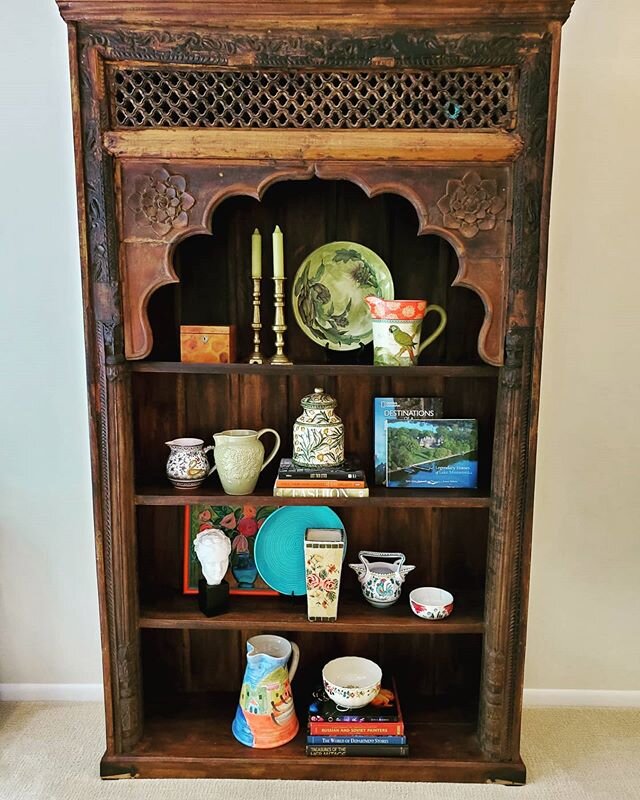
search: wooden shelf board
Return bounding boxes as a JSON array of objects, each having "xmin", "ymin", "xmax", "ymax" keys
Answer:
[
  {"xmin": 139, "ymin": 592, "xmax": 484, "ymax": 634},
  {"xmin": 135, "ymin": 485, "xmax": 492, "ymax": 508},
  {"xmin": 100, "ymin": 693, "xmax": 525, "ymax": 783},
  {"xmin": 130, "ymin": 361, "xmax": 499, "ymax": 378}
]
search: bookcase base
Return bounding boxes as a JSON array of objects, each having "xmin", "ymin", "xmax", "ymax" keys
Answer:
[{"xmin": 100, "ymin": 751, "xmax": 526, "ymax": 784}]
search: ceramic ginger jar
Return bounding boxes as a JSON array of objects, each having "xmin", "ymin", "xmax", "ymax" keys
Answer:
[{"xmin": 292, "ymin": 387, "xmax": 344, "ymax": 468}]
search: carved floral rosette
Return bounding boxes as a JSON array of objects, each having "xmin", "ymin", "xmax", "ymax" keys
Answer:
[
  {"xmin": 437, "ymin": 171, "xmax": 506, "ymax": 239},
  {"xmin": 127, "ymin": 168, "xmax": 195, "ymax": 236}
]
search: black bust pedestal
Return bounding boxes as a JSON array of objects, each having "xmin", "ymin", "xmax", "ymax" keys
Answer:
[{"xmin": 198, "ymin": 578, "xmax": 229, "ymax": 617}]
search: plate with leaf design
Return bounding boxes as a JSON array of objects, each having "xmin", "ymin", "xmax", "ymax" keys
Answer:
[{"xmin": 292, "ymin": 242, "xmax": 394, "ymax": 350}]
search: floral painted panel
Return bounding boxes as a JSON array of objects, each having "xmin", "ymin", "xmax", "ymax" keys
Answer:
[{"xmin": 183, "ymin": 504, "xmax": 277, "ymax": 595}]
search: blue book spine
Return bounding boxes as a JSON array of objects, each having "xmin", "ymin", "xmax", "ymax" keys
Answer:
[{"xmin": 306, "ymin": 735, "xmax": 407, "ymax": 745}]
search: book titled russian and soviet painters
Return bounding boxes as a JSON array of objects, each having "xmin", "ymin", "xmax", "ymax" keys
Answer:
[{"xmin": 374, "ymin": 397, "xmax": 478, "ymax": 489}]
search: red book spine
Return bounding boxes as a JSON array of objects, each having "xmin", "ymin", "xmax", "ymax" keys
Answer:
[{"xmin": 308, "ymin": 722, "xmax": 405, "ymax": 736}]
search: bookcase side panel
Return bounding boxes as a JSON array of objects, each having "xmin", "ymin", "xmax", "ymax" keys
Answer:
[
  {"xmin": 479, "ymin": 29, "xmax": 559, "ymax": 761},
  {"xmin": 75, "ymin": 34, "xmax": 143, "ymax": 753}
]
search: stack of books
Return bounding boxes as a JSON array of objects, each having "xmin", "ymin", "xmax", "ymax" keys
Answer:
[
  {"xmin": 305, "ymin": 682, "xmax": 408, "ymax": 757},
  {"xmin": 273, "ymin": 458, "xmax": 369, "ymax": 498}
]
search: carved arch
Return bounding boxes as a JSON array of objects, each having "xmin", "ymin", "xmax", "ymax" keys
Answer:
[{"xmin": 120, "ymin": 161, "xmax": 510, "ymax": 364}]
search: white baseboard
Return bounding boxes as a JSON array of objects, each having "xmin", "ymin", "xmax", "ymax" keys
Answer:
[
  {"xmin": 0, "ymin": 683, "xmax": 103, "ymax": 702},
  {"xmin": 1, "ymin": 684, "xmax": 638, "ymax": 707},
  {"xmin": 524, "ymin": 689, "xmax": 640, "ymax": 708}
]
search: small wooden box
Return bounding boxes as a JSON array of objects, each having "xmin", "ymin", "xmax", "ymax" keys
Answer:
[{"xmin": 180, "ymin": 325, "xmax": 236, "ymax": 363}]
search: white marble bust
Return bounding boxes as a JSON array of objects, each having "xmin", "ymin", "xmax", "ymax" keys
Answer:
[{"xmin": 193, "ymin": 529, "xmax": 231, "ymax": 586}]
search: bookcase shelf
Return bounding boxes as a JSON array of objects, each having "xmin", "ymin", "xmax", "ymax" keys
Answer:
[
  {"xmin": 134, "ymin": 484, "xmax": 492, "ymax": 508},
  {"xmin": 138, "ymin": 592, "xmax": 485, "ymax": 634},
  {"xmin": 99, "ymin": 691, "xmax": 519, "ymax": 783},
  {"xmin": 130, "ymin": 362, "xmax": 499, "ymax": 379}
]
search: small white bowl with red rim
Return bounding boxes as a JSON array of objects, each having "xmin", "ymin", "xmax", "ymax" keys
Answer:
[{"xmin": 409, "ymin": 587, "xmax": 454, "ymax": 620}]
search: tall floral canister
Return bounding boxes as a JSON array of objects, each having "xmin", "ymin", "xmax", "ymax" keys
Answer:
[
  {"xmin": 292, "ymin": 387, "xmax": 344, "ymax": 468},
  {"xmin": 304, "ymin": 528, "xmax": 345, "ymax": 622}
]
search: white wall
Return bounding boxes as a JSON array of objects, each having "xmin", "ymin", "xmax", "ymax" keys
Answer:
[
  {"xmin": 0, "ymin": 0, "xmax": 638, "ymax": 697},
  {"xmin": 0, "ymin": 0, "xmax": 101, "ymax": 686},
  {"xmin": 526, "ymin": 0, "xmax": 640, "ymax": 693}
]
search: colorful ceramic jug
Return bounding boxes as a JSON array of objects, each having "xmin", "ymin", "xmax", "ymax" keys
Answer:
[
  {"xmin": 292, "ymin": 387, "xmax": 344, "ymax": 468},
  {"xmin": 349, "ymin": 551, "xmax": 415, "ymax": 608},
  {"xmin": 211, "ymin": 429, "xmax": 280, "ymax": 495},
  {"xmin": 165, "ymin": 437, "xmax": 215, "ymax": 489},
  {"xmin": 365, "ymin": 297, "xmax": 447, "ymax": 366},
  {"xmin": 232, "ymin": 634, "xmax": 300, "ymax": 748}
]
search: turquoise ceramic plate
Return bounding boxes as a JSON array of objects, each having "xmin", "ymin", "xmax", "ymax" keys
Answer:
[
  {"xmin": 254, "ymin": 506, "xmax": 345, "ymax": 596},
  {"xmin": 292, "ymin": 241, "xmax": 394, "ymax": 351}
]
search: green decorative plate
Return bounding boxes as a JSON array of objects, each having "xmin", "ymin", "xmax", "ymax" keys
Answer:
[{"xmin": 292, "ymin": 242, "xmax": 394, "ymax": 350}]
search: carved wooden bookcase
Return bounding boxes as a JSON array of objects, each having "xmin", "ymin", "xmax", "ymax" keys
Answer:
[{"xmin": 56, "ymin": 0, "xmax": 576, "ymax": 784}]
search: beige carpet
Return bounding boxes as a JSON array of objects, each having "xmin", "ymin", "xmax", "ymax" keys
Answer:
[{"xmin": 0, "ymin": 703, "xmax": 638, "ymax": 799}]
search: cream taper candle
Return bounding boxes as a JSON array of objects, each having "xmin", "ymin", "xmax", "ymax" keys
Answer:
[
  {"xmin": 251, "ymin": 228, "xmax": 262, "ymax": 279},
  {"xmin": 272, "ymin": 225, "xmax": 284, "ymax": 279}
]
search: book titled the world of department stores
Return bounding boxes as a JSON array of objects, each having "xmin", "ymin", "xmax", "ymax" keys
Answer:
[
  {"xmin": 385, "ymin": 419, "xmax": 478, "ymax": 489},
  {"xmin": 374, "ymin": 397, "xmax": 443, "ymax": 485}
]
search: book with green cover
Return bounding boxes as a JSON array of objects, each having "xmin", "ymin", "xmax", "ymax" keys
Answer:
[{"xmin": 385, "ymin": 418, "xmax": 478, "ymax": 489}]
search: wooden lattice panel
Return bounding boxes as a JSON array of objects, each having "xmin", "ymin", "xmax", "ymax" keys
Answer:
[{"xmin": 110, "ymin": 67, "xmax": 517, "ymax": 130}]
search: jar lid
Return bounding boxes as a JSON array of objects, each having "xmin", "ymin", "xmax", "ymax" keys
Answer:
[{"xmin": 300, "ymin": 387, "xmax": 337, "ymax": 410}]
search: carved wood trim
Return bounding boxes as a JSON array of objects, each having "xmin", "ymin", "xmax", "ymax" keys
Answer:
[
  {"xmin": 120, "ymin": 160, "xmax": 509, "ymax": 364},
  {"xmin": 76, "ymin": 25, "xmax": 553, "ymax": 70},
  {"xmin": 78, "ymin": 35, "xmax": 143, "ymax": 753},
  {"xmin": 479, "ymin": 325, "xmax": 533, "ymax": 759},
  {"xmin": 317, "ymin": 162, "xmax": 509, "ymax": 366},
  {"xmin": 103, "ymin": 130, "xmax": 524, "ymax": 163},
  {"xmin": 479, "ymin": 38, "xmax": 553, "ymax": 761},
  {"xmin": 452, "ymin": 257, "xmax": 506, "ymax": 370},
  {"xmin": 60, "ymin": 5, "xmax": 577, "ymax": 28},
  {"xmin": 120, "ymin": 163, "xmax": 314, "ymax": 359}
]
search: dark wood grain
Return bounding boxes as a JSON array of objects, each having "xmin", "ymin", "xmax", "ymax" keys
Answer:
[
  {"xmin": 122, "ymin": 167, "xmax": 509, "ymax": 364},
  {"xmin": 104, "ymin": 130, "xmax": 523, "ymax": 163},
  {"xmin": 139, "ymin": 592, "xmax": 484, "ymax": 634},
  {"xmin": 131, "ymin": 362, "xmax": 498, "ymax": 378},
  {"xmin": 134, "ymin": 485, "xmax": 492, "ymax": 508},
  {"xmin": 100, "ymin": 690, "xmax": 525, "ymax": 783},
  {"xmin": 131, "ymin": 371, "xmax": 498, "ymax": 490},
  {"xmin": 57, "ymin": 0, "xmax": 575, "ymax": 25},
  {"xmin": 60, "ymin": 1, "xmax": 571, "ymax": 782}
]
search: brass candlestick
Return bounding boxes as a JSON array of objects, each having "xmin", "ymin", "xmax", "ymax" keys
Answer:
[
  {"xmin": 269, "ymin": 276, "xmax": 292, "ymax": 365},
  {"xmin": 248, "ymin": 277, "xmax": 265, "ymax": 364}
]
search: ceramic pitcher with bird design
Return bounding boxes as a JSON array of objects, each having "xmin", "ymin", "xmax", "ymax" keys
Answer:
[{"xmin": 365, "ymin": 297, "xmax": 447, "ymax": 366}]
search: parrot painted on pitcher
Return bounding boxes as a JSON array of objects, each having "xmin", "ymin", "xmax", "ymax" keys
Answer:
[{"xmin": 389, "ymin": 324, "xmax": 417, "ymax": 362}]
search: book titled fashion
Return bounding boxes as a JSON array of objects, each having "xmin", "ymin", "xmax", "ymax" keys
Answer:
[
  {"xmin": 273, "ymin": 485, "xmax": 370, "ymax": 498},
  {"xmin": 374, "ymin": 397, "xmax": 444, "ymax": 485},
  {"xmin": 385, "ymin": 418, "xmax": 478, "ymax": 489}
]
